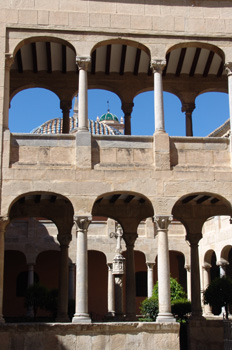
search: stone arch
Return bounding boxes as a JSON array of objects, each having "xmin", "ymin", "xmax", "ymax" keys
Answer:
[
  {"xmin": 166, "ymin": 42, "xmax": 225, "ymax": 61},
  {"xmin": 220, "ymin": 245, "xmax": 232, "ymax": 262}
]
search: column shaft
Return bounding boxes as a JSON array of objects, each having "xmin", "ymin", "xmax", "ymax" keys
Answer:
[
  {"xmin": 125, "ymin": 244, "xmax": 136, "ymax": 320},
  {"xmin": 203, "ymin": 264, "xmax": 212, "ymax": 316},
  {"xmin": 60, "ymin": 100, "xmax": 72, "ymax": 134},
  {"xmin": 147, "ymin": 263, "xmax": 154, "ymax": 298},
  {"xmin": 69, "ymin": 263, "xmax": 75, "ymax": 300},
  {"xmin": 0, "ymin": 217, "xmax": 9, "ymax": 323},
  {"xmin": 76, "ymin": 57, "xmax": 90, "ymax": 132},
  {"xmin": 185, "ymin": 265, "xmax": 191, "ymax": 301},
  {"xmin": 154, "ymin": 215, "xmax": 175, "ymax": 322},
  {"xmin": 107, "ymin": 263, "xmax": 115, "ymax": 316},
  {"xmin": 72, "ymin": 216, "xmax": 91, "ymax": 323},
  {"xmin": 4, "ymin": 56, "xmax": 13, "ymax": 129},
  {"xmin": 151, "ymin": 60, "xmax": 166, "ymax": 133}
]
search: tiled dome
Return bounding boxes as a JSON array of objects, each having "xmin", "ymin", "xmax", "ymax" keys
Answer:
[{"xmin": 99, "ymin": 111, "xmax": 119, "ymax": 122}]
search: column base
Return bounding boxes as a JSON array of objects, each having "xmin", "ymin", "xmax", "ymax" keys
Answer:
[
  {"xmin": 72, "ymin": 313, "xmax": 91, "ymax": 323},
  {"xmin": 156, "ymin": 313, "xmax": 176, "ymax": 323}
]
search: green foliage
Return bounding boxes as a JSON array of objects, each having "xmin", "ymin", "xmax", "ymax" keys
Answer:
[
  {"xmin": 140, "ymin": 277, "xmax": 191, "ymax": 322},
  {"xmin": 203, "ymin": 276, "xmax": 232, "ymax": 319}
]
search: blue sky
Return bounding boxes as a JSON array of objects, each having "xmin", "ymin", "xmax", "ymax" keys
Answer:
[{"xmin": 9, "ymin": 88, "xmax": 229, "ymax": 136}]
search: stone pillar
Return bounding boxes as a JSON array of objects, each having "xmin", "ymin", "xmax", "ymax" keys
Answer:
[
  {"xmin": 186, "ymin": 233, "xmax": 203, "ymax": 319},
  {"xmin": 26, "ymin": 263, "xmax": 35, "ymax": 318},
  {"xmin": 151, "ymin": 59, "xmax": 166, "ymax": 133},
  {"xmin": 181, "ymin": 103, "xmax": 195, "ymax": 136},
  {"xmin": 76, "ymin": 57, "xmax": 91, "ymax": 132},
  {"xmin": 4, "ymin": 55, "xmax": 14, "ymax": 129},
  {"xmin": 69, "ymin": 263, "xmax": 75, "ymax": 300},
  {"xmin": 202, "ymin": 263, "xmax": 213, "ymax": 316},
  {"xmin": 185, "ymin": 264, "xmax": 191, "ymax": 301},
  {"xmin": 0, "ymin": 216, "xmax": 9, "ymax": 323},
  {"xmin": 72, "ymin": 216, "xmax": 92, "ymax": 323},
  {"xmin": 217, "ymin": 260, "xmax": 229, "ymax": 316},
  {"xmin": 154, "ymin": 215, "xmax": 176, "ymax": 322},
  {"xmin": 121, "ymin": 102, "xmax": 134, "ymax": 135},
  {"xmin": 60, "ymin": 100, "xmax": 72, "ymax": 134},
  {"xmin": 57, "ymin": 233, "xmax": 72, "ymax": 322},
  {"xmin": 123, "ymin": 233, "xmax": 137, "ymax": 321},
  {"xmin": 147, "ymin": 263, "xmax": 155, "ymax": 298},
  {"xmin": 107, "ymin": 263, "xmax": 115, "ymax": 317}
]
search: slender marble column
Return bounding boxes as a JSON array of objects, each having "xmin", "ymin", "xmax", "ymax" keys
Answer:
[
  {"xmin": 124, "ymin": 233, "xmax": 137, "ymax": 321},
  {"xmin": 57, "ymin": 234, "xmax": 72, "ymax": 322},
  {"xmin": 76, "ymin": 57, "xmax": 91, "ymax": 132},
  {"xmin": 72, "ymin": 216, "xmax": 92, "ymax": 323},
  {"xmin": 186, "ymin": 233, "xmax": 203, "ymax": 319},
  {"xmin": 107, "ymin": 263, "xmax": 115, "ymax": 317},
  {"xmin": 185, "ymin": 264, "xmax": 191, "ymax": 301},
  {"xmin": 68, "ymin": 263, "xmax": 75, "ymax": 300},
  {"xmin": 0, "ymin": 216, "xmax": 9, "ymax": 323},
  {"xmin": 147, "ymin": 263, "xmax": 155, "ymax": 298},
  {"xmin": 154, "ymin": 215, "xmax": 176, "ymax": 322},
  {"xmin": 121, "ymin": 102, "xmax": 134, "ymax": 135},
  {"xmin": 151, "ymin": 59, "xmax": 166, "ymax": 133},
  {"xmin": 60, "ymin": 100, "xmax": 72, "ymax": 134},
  {"xmin": 217, "ymin": 260, "xmax": 229, "ymax": 317},
  {"xmin": 181, "ymin": 103, "xmax": 195, "ymax": 136},
  {"xmin": 202, "ymin": 263, "xmax": 213, "ymax": 316}
]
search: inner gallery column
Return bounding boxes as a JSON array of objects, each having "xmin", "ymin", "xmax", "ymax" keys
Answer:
[
  {"xmin": 151, "ymin": 59, "xmax": 166, "ymax": 133},
  {"xmin": 0, "ymin": 216, "xmax": 9, "ymax": 323},
  {"xmin": 72, "ymin": 216, "xmax": 92, "ymax": 323},
  {"xmin": 76, "ymin": 57, "xmax": 91, "ymax": 132},
  {"xmin": 154, "ymin": 215, "xmax": 176, "ymax": 322},
  {"xmin": 147, "ymin": 263, "xmax": 155, "ymax": 298}
]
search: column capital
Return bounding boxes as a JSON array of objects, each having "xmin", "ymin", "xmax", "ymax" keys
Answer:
[
  {"xmin": 182, "ymin": 103, "xmax": 196, "ymax": 114},
  {"xmin": 74, "ymin": 215, "xmax": 92, "ymax": 233},
  {"xmin": 5, "ymin": 54, "xmax": 14, "ymax": 69},
  {"xmin": 216, "ymin": 259, "xmax": 229, "ymax": 267},
  {"xmin": 76, "ymin": 56, "xmax": 91, "ymax": 71},
  {"xmin": 184, "ymin": 264, "xmax": 191, "ymax": 272},
  {"xmin": 0, "ymin": 216, "xmax": 9, "ymax": 232},
  {"xmin": 146, "ymin": 262, "xmax": 155, "ymax": 270},
  {"xmin": 151, "ymin": 59, "xmax": 166, "ymax": 73},
  {"xmin": 121, "ymin": 102, "xmax": 134, "ymax": 115},
  {"xmin": 154, "ymin": 215, "xmax": 172, "ymax": 231},
  {"xmin": 57, "ymin": 234, "xmax": 72, "ymax": 247},
  {"xmin": 202, "ymin": 263, "xmax": 212, "ymax": 271},
  {"xmin": 123, "ymin": 232, "xmax": 138, "ymax": 247},
  {"xmin": 107, "ymin": 262, "xmax": 113, "ymax": 270},
  {"xmin": 186, "ymin": 233, "xmax": 202, "ymax": 246},
  {"xmin": 60, "ymin": 100, "xmax": 72, "ymax": 111},
  {"xmin": 225, "ymin": 62, "xmax": 232, "ymax": 76}
]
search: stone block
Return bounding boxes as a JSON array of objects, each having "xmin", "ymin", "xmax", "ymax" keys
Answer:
[
  {"xmin": 18, "ymin": 9, "xmax": 37, "ymax": 24},
  {"xmin": 60, "ymin": 0, "xmax": 88, "ymax": 12},
  {"xmin": 213, "ymin": 151, "xmax": 230, "ymax": 167},
  {"xmin": 133, "ymin": 148, "xmax": 153, "ymax": 164},
  {"xmin": 185, "ymin": 17, "xmax": 206, "ymax": 33},
  {"xmin": 116, "ymin": 148, "xmax": 133, "ymax": 164},
  {"xmin": 11, "ymin": 0, "xmax": 34, "ymax": 9},
  {"xmin": 69, "ymin": 12, "xmax": 89, "ymax": 27},
  {"xmin": 175, "ymin": 16, "xmax": 185, "ymax": 32},
  {"xmin": 89, "ymin": 0, "xmax": 116, "ymax": 14},
  {"xmin": 100, "ymin": 148, "xmax": 117, "ymax": 164},
  {"xmin": 49, "ymin": 11, "xmax": 69, "ymax": 26},
  {"xmin": 90, "ymin": 13, "xmax": 110, "ymax": 28},
  {"xmin": 35, "ymin": 0, "xmax": 59, "ymax": 10},
  {"xmin": 0, "ymin": 9, "xmax": 18, "ymax": 24},
  {"xmin": 206, "ymin": 18, "xmax": 226, "ymax": 33},
  {"xmin": 116, "ymin": 1, "xmax": 144, "ymax": 15},
  {"xmin": 186, "ymin": 150, "xmax": 213, "ymax": 166},
  {"xmin": 131, "ymin": 15, "xmax": 152, "ymax": 30},
  {"xmin": 110, "ymin": 14, "xmax": 129, "ymax": 29},
  {"xmin": 38, "ymin": 11, "xmax": 49, "ymax": 25},
  {"xmin": 144, "ymin": 2, "xmax": 160, "ymax": 16},
  {"xmin": 50, "ymin": 147, "xmax": 75, "ymax": 165},
  {"xmin": 153, "ymin": 15, "xmax": 175, "ymax": 32},
  {"xmin": 38, "ymin": 147, "xmax": 50, "ymax": 163},
  {"xmin": 110, "ymin": 333, "xmax": 126, "ymax": 350}
]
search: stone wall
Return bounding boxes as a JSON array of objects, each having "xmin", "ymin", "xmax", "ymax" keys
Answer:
[{"xmin": 0, "ymin": 322, "xmax": 180, "ymax": 350}]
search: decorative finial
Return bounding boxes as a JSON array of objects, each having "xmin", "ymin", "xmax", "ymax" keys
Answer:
[{"xmin": 107, "ymin": 100, "xmax": 110, "ymax": 112}]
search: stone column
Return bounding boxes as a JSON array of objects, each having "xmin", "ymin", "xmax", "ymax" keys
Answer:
[
  {"xmin": 124, "ymin": 233, "xmax": 137, "ymax": 321},
  {"xmin": 26, "ymin": 263, "xmax": 35, "ymax": 318},
  {"xmin": 186, "ymin": 233, "xmax": 203, "ymax": 319},
  {"xmin": 57, "ymin": 233, "xmax": 72, "ymax": 322},
  {"xmin": 76, "ymin": 57, "xmax": 91, "ymax": 132},
  {"xmin": 225, "ymin": 63, "xmax": 232, "ymax": 151},
  {"xmin": 202, "ymin": 263, "xmax": 213, "ymax": 316},
  {"xmin": 217, "ymin": 260, "xmax": 229, "ymax": 316},
  {"xmin": 69, "ymin": 263, "xmax": 75, "ymax": 300},
  {"xmin": 60, "ymin": 100, "xmax": 72, "ymax": 134},
  {"xmin": 121, "ymin": 102, "xmax": 134, "ymax": 135},
  {"xmin": 151, "ymin": 59, "xmax": 166, "ymax": 133},
  {"xmin": 147, "ymin": 263, "xmax": 155, "ymax": 298},
  {"xmin": 107, "ymin": 263, "xmax": 115, "ymax": 317},
  {"xmin": 154, "ymin": 215, "xmax": 176, "ymax": 322},
  {"xmin": 4, "ymin": 55, "xmax": 14, "ymax": 129},
  {"xmin": 185, "ymin": 264, "xmax": 191, "ymax": 301},
  {"xmin": 0, "ymin": 216, "xmax": 9, "ymax": 323},
  {"xmin": 181, "ymin": 103, "xmax": 195, "ymax": 136},
  {"xmin": 72, "ymin": 216, "xmax": 92, "ymax": 323}
]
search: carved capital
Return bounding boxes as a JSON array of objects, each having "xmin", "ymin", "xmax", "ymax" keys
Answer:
[
  {"xmin": 60, "ymin": 100, "xmax": 72, "ymax": 112},
  {"xmin": 123, "ymin": 232, "xmax": 138, "ymax": 247},
  {"xmin": 5, "ymin": 54, "xmax": 14, "ymax": 69},
  {"xmin": 147, "ymin": 262, "xmax": 155, "ymax": 270},
  {"xmin": 0, "ymin": 216, "xmax": 9, "ymax": 232},
  {"xmin": 150, "ymin": 59, "xmax": 166, "ymax": 73},
  {"xmin": 74, "ymin": 215, "xmax": 92, "ymax": 233},
  {"xmin": 182, "ymin": 103, "xmax": 195, "ymax": 114},
  {"xmin": 154, "ymin": 215, "xmax": 172, "ymax": 231},
  {"xmin": 184, "ymin": 264, "xmax": 191, "ymax": 272},
  {"xmin": 216, "ymin": 259, "xmax": 229, "ymax": 268},
  {"xmin": 225, "ymin": 62, "xmax": 232, "ymax": 76},
  {"xmin": 186, "ymin": 233, "xmax": 202, "ymax": 246},
  {"xmin": 57, "ymin": 233, "xmax": 72, "ymax": 247},
  {"xmin": 76, "ymin": 56, "xmax": 91, "ymax": 71},
  {"xmin": 202, "ymin": 263, "xmax": 212, "ymax": 271},
  {"xmin": 121, "ymin": 102, "xmax": 134, "ymax": 116}
]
